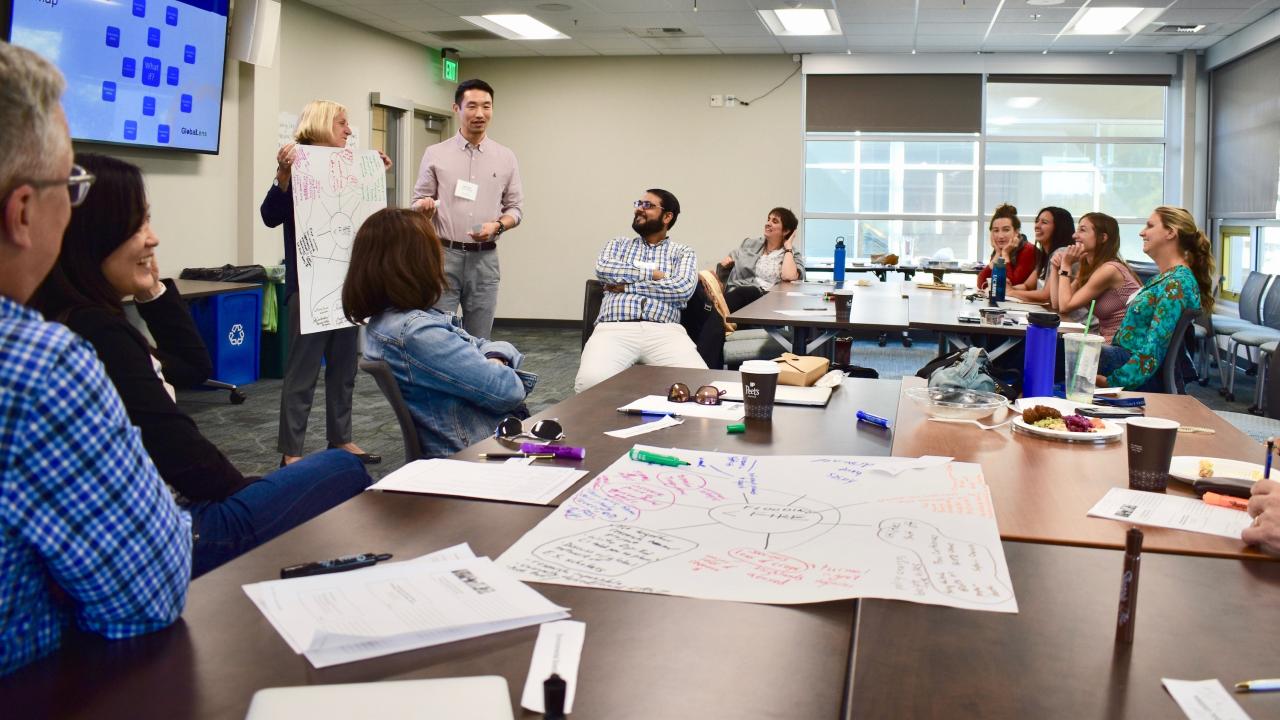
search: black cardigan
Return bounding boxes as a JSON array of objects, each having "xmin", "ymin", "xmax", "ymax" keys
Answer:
[{"xmin": 64, "ymin": 279, "xmax": 253, "ymax": 502}]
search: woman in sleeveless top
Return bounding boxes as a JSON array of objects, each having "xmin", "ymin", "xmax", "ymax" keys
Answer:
[{"xmin": 1049, "ymin": 212, "xmax": 1139, "ymax": 342}]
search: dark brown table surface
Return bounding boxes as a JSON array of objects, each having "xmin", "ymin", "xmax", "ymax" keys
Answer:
[
  {"xmin": 0, "ymin": 493, "xmax": 857, "ymax": 720},
  {"xmin": 893, "ymin": 376, "xmax": 1269, "ymax": 559},
  {"xmin": 850, "ymin": 540, "xmax": 1280, "ymax": 719},
  {"xmin": 124, "ymin": 279, "xmax": 261, "ymax": 305},
  {"xmin": 453, "ymin": 364, "xmax": 903, "ymax": 504}
]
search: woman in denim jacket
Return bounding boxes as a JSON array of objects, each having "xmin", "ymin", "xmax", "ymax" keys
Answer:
[{"xmin": 343, "ymin": 209, "xmax": 536, "ymax": 457}]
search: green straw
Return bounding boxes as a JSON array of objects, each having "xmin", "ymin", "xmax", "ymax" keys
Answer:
[{"xmin": 1072, "ymin": 299, "xmax": 1098, "ymax": 387}]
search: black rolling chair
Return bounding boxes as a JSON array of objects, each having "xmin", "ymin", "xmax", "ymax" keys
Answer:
[
  {"xmin": 1158, "ymin": 308, "xmax": 1200, "ymax": 395},
  {"xmin": 358, "ymin": 358, "xmax": 425, "ymax": 463},
  {"xmin": 581, "ymin": 279, "xmax": 604, "ymax": 349}
]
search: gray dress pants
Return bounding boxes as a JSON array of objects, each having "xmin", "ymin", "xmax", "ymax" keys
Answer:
[
  {"xmin": 434, "ymin": 247, "xmax": 500, "ymax": 340},
  {"xmin": 277, "ymin": 292, "xmax": 359, "ymax": 456}
]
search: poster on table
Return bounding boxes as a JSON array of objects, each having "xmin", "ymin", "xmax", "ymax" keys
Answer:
[
  {"xmin": 498, "ymin": 446, "xmax": 1019, "ymax": 613},
  {"xmin": 290, "ymin": 145, "xmax": 386, "ymax": 334}
]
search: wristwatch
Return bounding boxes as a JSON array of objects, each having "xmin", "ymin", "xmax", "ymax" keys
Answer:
[
  {"xmin": 493, "ymin": 221, "xmax": 505, "ymax": 237},
  {"xmin": 1059, "ymin": 269, "xmax": 1071, "ymax": 278}
]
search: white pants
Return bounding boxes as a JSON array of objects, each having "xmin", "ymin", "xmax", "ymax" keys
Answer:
[{"xmin": 575, "ymin": 322, "xmax": 709, "ymax": 392}]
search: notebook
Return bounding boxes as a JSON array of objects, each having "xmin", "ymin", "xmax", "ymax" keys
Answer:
[
  {"xmin": 245, "ymin": 676, "xmax": 513, "ymax": 720},
  {"xmin": 710, "ymin": 381, "xmax": 833, "ymax": 407}
]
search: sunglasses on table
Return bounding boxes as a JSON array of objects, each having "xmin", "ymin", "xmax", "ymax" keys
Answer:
[
  {"xmin": 495, "ymin": 416, "xmax": 565, "ymax": 442},
  {"xmin": 667, "ymin": 383, "xmax": 727, "ymax": 406}
]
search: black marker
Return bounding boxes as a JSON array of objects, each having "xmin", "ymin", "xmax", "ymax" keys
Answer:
[
  {"xmin": 280, "ymin": 553, "xmax": 393, "ymax": 579},
  {"xmin": 543, "ymin": 673, "xmax": 566, "ymax": 720}
]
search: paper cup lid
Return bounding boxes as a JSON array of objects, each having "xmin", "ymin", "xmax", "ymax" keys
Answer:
[{"xmin": 741, "ymin": 360, "xmax": 780, "ymax": 374}]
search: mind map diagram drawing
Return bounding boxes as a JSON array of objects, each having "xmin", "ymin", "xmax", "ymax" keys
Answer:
[
  {"xmin": 498, "ymin": 447, "xmax": 1018, "ymax": 613},
  {"xmin": 290, "ymin": 146, "xmax": 386, "ymax": 334}
]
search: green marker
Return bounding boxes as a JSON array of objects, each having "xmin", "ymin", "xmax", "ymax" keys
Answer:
[{"xmin": 629, "ymin": 448, "xmax": 690, "ymax": 467}]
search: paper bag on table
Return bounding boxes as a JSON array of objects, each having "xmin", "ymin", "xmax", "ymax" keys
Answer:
[{"xmin": 773, "ymin": 352, "xmax": 829, "ymax": 386}]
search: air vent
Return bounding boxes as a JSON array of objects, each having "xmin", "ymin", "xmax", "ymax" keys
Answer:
[
  {"xmin": 1153, "ymin": 24, "xmax": 1206, "ymax": 34},
  {"xmin": 429, "ymin": 29, "xmax": 506, "ymax": 41},
  {"xmin": 625, "ymin": 27, "xmax": 702, "ymax": 38}
]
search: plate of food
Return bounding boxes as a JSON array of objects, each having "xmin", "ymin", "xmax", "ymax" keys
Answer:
[
  {"xmin": 1013, "ymin": 404, "xmax": 1123, "ymax": 443},
  {"xmin": 1169, "ymin": 456, "xmax": 1275, "ymax": 485}
]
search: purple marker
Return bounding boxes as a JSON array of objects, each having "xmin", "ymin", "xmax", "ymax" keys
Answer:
[{"xmin": 520, "ymin": 443, "xmax": 586, "ymax": 460}]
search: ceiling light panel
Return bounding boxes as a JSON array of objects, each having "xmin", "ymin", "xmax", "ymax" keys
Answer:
[
  {"xmin": 461, "ymin": 14, "xmax": 569, "ymax": 40},
  {"xmin": 758, "ymin": 8, "xmax": 842, "ymax": 36}
]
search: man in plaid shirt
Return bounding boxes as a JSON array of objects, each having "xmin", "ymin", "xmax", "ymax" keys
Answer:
[
  {"xmin": 575, "ymin": 189, "xmax": 708, "ymax": 392},
  {"xmin": 0, "ymin": 42, "xmax": 191, "ymax": 676}
]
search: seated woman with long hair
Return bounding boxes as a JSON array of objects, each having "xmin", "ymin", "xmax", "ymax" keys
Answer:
[
  {"xmin": 1050, "ymin": 212, "xmax": 1140, "ymax": 342},
  {"xmin": 976, "ymin": 203, "xmax": 1039, "ymax": 295},
  {"xmin": 342, "ymin": 209, "xmax": 536, "ymax": 457},
  {"xmin": 681, "ymin": 207, "xmax": 803, "ymax": 368},
  {"xmin": 1012, "ymin": 206, "xmax": 1074, "ymax": 304},
  {"xmin": 1096, "ymin": 206, "xmax": 1215, "ymax": 390},
  {"xmin": 32, "ymin": 153, "xmax": 371, "ymax": 577}
]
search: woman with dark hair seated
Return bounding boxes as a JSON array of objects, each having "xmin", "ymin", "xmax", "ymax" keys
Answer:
[
  {"xmin": 1012, "ymin": 206, "xmax": 1074, "ymax": 304},
  {"xmin": 32, "ymin": 153, "xmax": 371, "ymax": 577},
  {"xmin": 342, "ymin": 208, "xmax": 536, "ymax": 457},
  {"xmin": 1050, "ymin": 212, "xmax": 1140, "ymax": 342},
  {"xmin": 1096, "ymin": 206, "xmax": 1215, "ymax": 390},
  {"xmin": 682, "ymin": 207, "xmax": 804, "ymax": 368}
]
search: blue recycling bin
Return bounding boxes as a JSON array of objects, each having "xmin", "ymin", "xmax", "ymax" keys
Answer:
[{"xmin": 190, "ymin": 288, "xmax": 262, "ymax": 385}]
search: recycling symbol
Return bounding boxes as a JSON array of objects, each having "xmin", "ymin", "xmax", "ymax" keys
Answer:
[{"xmin": 228, "ymin": 323, "xmax": 246, "ymax": 347}]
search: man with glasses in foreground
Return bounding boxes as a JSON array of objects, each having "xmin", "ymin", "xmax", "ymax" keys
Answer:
[
  {"xmin": 575, "ymin": 189, "xmax": 707, "ymax": 392},
  {"xmin": 0, "ymin": 41, "xmax": 192, "ymax": 676}
]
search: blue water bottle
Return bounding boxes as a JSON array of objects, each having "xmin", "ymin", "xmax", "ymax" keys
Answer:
[
  {"xmin": 1023, "ymin": 311, "xmax": 1060, "ymax": 398},
  {"xmin": 992, "ymin": 256, "xmax": 1007, "ymax": 302},
  {"xmin": 833, "ymin": 237, "xmax": 846, "ymax": 284}
]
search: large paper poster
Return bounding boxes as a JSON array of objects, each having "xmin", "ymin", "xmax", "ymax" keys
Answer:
[
  {"xmin": 290, "ymin": 146, "xmax": 386, "ymax": 334},
  {"xmin": 498, "ymin": 447, "xmax": 1018, "ymax": 613}
]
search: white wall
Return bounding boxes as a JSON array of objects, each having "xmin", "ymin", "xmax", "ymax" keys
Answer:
[
  {"xmin": 466, "ymin": 55, "xmax": 802, "ymax": 320},
  {"xmin": 75, "ymin": 0, "xmax": 456, "ymax": 278}
]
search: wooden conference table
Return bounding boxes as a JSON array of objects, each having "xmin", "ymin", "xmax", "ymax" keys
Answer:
[{"xmin": 2, "ymin": 366, "xmax": 1274, "ymax": 718}]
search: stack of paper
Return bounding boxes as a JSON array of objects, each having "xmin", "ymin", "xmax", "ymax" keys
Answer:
[
  {"xmin": 244, "ymin": 545, "xmax": 570, "ymax": 667},
  {"xmin": 368, "ymin": 458, "xmax": 587, "ymax": 505}
]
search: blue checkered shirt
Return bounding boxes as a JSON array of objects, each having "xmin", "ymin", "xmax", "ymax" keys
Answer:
[
  {"xmin": 0, "ymin": 296, "xmax": 191, "ymax": 676},
  {"xmin": 594, "ymin": 236, "xmax": 698, "ymax": 324}
]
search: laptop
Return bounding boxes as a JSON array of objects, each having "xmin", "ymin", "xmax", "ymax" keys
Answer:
[{"xmin": 711, "ymin": 381, "xmax": 833, "ymax": 407}]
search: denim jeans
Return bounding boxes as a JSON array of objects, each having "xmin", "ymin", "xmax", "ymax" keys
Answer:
[{"xmin": 188, "ymin": 449, "xmax": 371, "ymax": 577}]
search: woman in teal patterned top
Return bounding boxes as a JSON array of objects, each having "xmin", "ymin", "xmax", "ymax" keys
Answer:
[{"xmin": 1096, "ymin": 206, "xmax": 1215, "ymax": 390}]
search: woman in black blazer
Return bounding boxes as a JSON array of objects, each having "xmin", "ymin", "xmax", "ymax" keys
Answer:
[{"xmin": 32, "ymin": 154, "xmax": 371, "ymax": 577}]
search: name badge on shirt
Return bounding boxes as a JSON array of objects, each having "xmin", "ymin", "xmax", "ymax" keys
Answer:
[
  {"xmin": 454, "ymin": 179, "xmax": 479, "ymax": 201},
  {"xmin": 634, "ymin": 260, "xmax": 657, "ymax": 271}
]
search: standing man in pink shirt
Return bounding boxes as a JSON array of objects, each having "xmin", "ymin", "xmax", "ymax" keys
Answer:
[{"xmin": 411, "ymin": 79, "xmax": 523, "ymax": 340}]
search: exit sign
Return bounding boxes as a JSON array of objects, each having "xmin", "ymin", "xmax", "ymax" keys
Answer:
[{"xmin": 442, "ymin": 57, "xmax": 459, "ymax": 82}]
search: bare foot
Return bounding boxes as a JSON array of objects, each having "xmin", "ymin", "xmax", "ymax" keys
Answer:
[
  {"xmin": 281, "ymin": 455, "xmax": 302, "ymax": 466},
  {"xmin": 335, "ymin": 442, "xmax": 367, "ymax": 455}
]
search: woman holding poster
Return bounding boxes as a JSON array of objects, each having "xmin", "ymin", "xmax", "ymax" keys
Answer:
[{"xmin": 262, "ymin": 99, "xmax": 389, "ymax": 467}]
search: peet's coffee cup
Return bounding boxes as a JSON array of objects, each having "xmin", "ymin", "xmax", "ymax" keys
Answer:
[
  {"xmin": 831, "ymin": 289, "xmax": 853, "ymax": 321},
  {"xmin": 1125, "ymin": 417, "xmax": 1180, "ymax": 492},
  {"xmin": 740, "ymin": 360, "xmax": 780, "ymax": 421}
]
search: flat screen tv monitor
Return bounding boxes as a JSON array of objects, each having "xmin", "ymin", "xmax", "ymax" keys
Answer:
[{"xmin": 5, "ymin": 0, "xmax": 231, "ymax": 154}]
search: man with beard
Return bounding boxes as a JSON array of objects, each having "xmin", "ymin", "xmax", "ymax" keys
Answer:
[{"xmin": 574, "ymin": 189, "xmax": 706, "ymax": 392}]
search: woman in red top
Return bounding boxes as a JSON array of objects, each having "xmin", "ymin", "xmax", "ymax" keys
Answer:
[{"xmin": 976, "ymin": 203, "xmax": 1039, "ymax": 294}]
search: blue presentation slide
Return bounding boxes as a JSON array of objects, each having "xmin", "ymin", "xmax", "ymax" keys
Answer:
[{"xmin": 10, "ymin": 0, "xmax": 230, "ymax": 152}]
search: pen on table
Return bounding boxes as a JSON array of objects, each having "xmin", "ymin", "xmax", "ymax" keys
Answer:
[
  {"xmin": 1115, "ymin": 527, "xmax": 1142, "ymax": 644},
  {"xmin": 1235, "ymin": 678, "xmax": 1280, "ymax": 693},
  {"xmin": 543, "ymin": 673, "xmax": 567, "ymax": 720},
  {"xmin": 478, "ymin": 452, "xmax": 556, "ymax": 460},
  {"xmin": 1266, "ymin": 436, "xmax": 1275, "ymax": 479},
  {"xmin": 1202, "ymin": 491, "xmax": 1250, "ymax": 511},
  {"xmin": 629, "ymin": 448, "xmax": 690, "ymax": 467},
  {"xmin": 617, "ymin": 408, "xmax": 681, "ymax": 418},
  {"xmin": 279, "ymin": 552, "xmax": 393, "ymax": 579},
  {"xmin": 856, "ymin": 410, "xmax": 891, "ymax": 429}
]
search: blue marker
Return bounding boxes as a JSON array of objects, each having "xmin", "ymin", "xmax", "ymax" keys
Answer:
[{"xmin": 856, "ymin": 410, "xmax": 891, "ymax": 429}]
